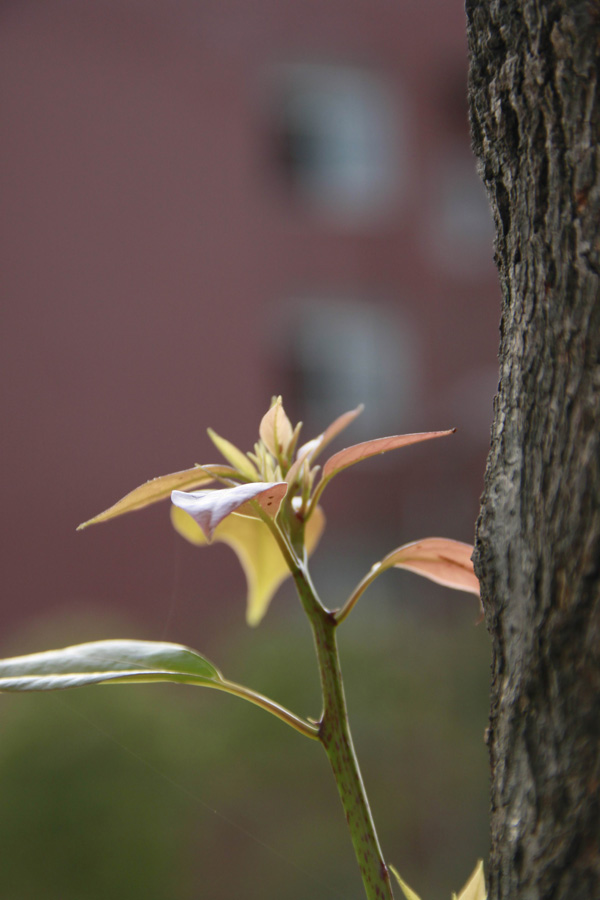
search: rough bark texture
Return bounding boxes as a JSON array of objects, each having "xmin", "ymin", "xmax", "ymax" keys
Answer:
[{"xmin": 466, "ymin": 2, "xmax": 600, "ymax": 899}]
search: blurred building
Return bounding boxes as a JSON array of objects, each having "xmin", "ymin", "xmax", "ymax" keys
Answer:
[
  {"xmin": 0, "ymin": 0, "xmax": 499, "ymax": 641},
  {"xmin": 0, "ymin": 5, "xmax": 496, "ymax": 898}
]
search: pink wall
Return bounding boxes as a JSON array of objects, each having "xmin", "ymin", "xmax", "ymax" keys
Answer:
[{"xmin": 0, "ymin": 0, "xmax": 499, "ymax": 644}]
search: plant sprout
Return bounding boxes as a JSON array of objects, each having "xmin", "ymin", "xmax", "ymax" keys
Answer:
[{"xmin": 0, "ymin": 398, "xmax": 485, "ymax": 899}]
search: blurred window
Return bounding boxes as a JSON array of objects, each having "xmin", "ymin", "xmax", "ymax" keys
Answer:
[
  {"xmin": 276, "ymin": 297, "xmax": 418, "ymax": 438},
  {"xmin": 270, "ymin": 64, "xmax": 402, "ymax": 225},
  {"xmin": 425, "ymin": 147, "xmax": 494, "ymax": 276}
]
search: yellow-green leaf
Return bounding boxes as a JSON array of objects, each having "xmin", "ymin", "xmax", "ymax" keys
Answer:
[
  {"xmin": 207, "ymin": 428, "xmax": 260, "ymax": 481},
  {"xmin": 389, "ymin": 866, "xmax": 423, "ymax": 900},
  {"xmin": 455, "ymin": 861, "xmax": 486, "ymax": 900},
  {"xmin": 259, "ymin": 397, "xmax": 294, "ymax": 458},
  {"xmin": 390, "ymin": 860, "xmax": 486, "ymax": 900},
  {"xmin": 382, "ymin": 538, "xmax": 480, "ymax": 596},
  {"xmin": 171, "ymin": 504, "xmax": 325, "ymax": 625},
  {"xmin": 77, "ymin": 466, "xmax": 225, "ymax": 530}
]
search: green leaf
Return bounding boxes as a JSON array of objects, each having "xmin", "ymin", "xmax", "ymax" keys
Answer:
[
  {"xmin": 0, "ymin": 638, "xmax": 320, "ymax": 738},
  {"xmin": 381, "ymin": 538, "xmax": 480, "ymax": 596},
  {"xmin": 171, "ymin": 481, "xmax": 288, "ymax": 541},
  {"xmin": 76, "ymin": 465, "xmax": 238, "ymax": 530},
  {"xmin": 171, "ymin": 503, "xmax": 326, "ymax": 625},
  {"xmin": 207, "ymin": 429, "xmax": 259, "ymax": 481},
  {"xmin": 0, "ymin": 639, "xmax": 222, "ymax": 691},
  {"xmin": 389, "ymin": 865, "xmax": 423, "ymax": 900}
]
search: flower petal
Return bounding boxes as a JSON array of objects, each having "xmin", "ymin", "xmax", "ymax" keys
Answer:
[
  {"xmin": 76, "ymin": 465, "xmax": 236, "ymax": 530},
  {"xmin": 171, "ymin": 482, "xmax": 287, "ymax": 541},
  {"xmin": 382, "ymin": 538, "xmax": 480, "ymax": 596},
  {"xmin": 170, "ymin": 504, "xmax": 325, "ymax": 625}
]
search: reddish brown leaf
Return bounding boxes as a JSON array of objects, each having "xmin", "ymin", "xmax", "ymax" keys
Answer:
[
  {"xmin": 312, "ymin": 405, "xmax": 364, "ymax": 460},
  {"xmin": 321, "ymin": 430, "xmax": 455, "ymax": 482},
  {"xmin": 382, "ymin": 538, "xmax": 479, "ymax": 595}
]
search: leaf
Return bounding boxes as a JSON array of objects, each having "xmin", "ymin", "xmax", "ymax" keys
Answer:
[
  {"xmin": 171, "ymin": 482, "xmax": 288, "ymax": 541},
  {"xmin": 390, "ymin": 860, "xmax": 486, "ymax": 900},
  {"xmin": 321, "ymin": 430, "xmax": 455, "ymax": 482},
  {"xmin": 286, "ymin": 405, "xmax": 364, "ymax": 486},
  {"xmin": 0, "ymin": 639, "xmax": 222, "ymax": 691},
  {"xmin": 259, "ymin": 397, "xmax": 294, "ymax": 458},
  {"xmin": 382, "ymin": 538, "xmax": 480, "ymax": 596},
  {"xmin": 207, "ymin": 428, "xmax": 259, "ymax": 481},
  {"xmin": 171, "ymin": 504, "xmax": 326, "ymax": 625},
  {"xmin": 389, "ymin": 865, "xmax": 423, "ymax": 900},
  {"xmin": 455, "ymin": 860, "xmax": 486, "ymax": 900},
  {"xmin": 304, "ymin": 404, "xmax": 364, "ymax": 462},
  {"xmin": 0, "ymin": 638, "xmax": 319, "ymax": 738},
  {"xmin": 76, "ymin": 465, "xmax": 238, "ymax": 530},
  {"xmin": 284, "ymin": 444, "xmax": 314, "ymax": 486}
]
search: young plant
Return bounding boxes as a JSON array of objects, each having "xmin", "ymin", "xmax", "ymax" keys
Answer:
[{"xmin": 0, "ymin": 398, "xmax": 485, "ymax": 900}]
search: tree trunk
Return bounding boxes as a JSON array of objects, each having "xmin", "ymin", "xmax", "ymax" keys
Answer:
[{"xmin": 466, "ymin": 3, "xmax": 600, "ymax": 899}]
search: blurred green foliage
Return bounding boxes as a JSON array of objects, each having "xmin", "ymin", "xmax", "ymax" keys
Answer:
[{"xmin": 0, "ymin": 602, "xmax": 489, "ymax": 900}]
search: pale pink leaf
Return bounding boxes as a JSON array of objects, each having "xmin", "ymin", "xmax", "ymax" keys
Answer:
[
  {"xmin": 171, "ymin": 482, "xmax": 287, "ymax": 541},
  {"xmin": 259, "ymin": 397, "xmax": 294, "ymax": 458},
  {"xmin": 382, "ymin": 538, "xmax": 480, "ymax": 595},
  {"xmin": 284, "ymin": 451, "xmax": 309, "ymax": 486},
  {"xmin": 321, "ymin": 430, "xmax": 455, "ymax": 482},
  {"xmin": 77, "ymin": 465, "xmax": 237, "ymax": 530}
]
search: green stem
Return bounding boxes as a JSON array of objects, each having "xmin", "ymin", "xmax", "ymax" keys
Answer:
[
  {"xmin": 292, "ymin": 565, "xmax": 395, "ymax": 900},
  {"xmin": 215, "ymin": 679, "xmax": 320, "ymax": 740},
  {"xmin": 305, "ymin": 473, "xmax": 330, "ymax": 520},
  {"xmin": 335, "ymin": 563, "xmax": 385, "ymax": 625},
  {"xmin": 252, "ymin": 503, "xmax": 301, "ymax": 572}
]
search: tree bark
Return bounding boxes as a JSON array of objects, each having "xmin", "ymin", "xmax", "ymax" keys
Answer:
[{"xmin": 466, "ymin": 2, "xmax": 600, "ymax": 899}]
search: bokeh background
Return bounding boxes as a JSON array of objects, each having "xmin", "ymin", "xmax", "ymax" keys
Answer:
[{"xmin": 1, "ymin": 2, "xmax": 499, "ymax": 898}]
